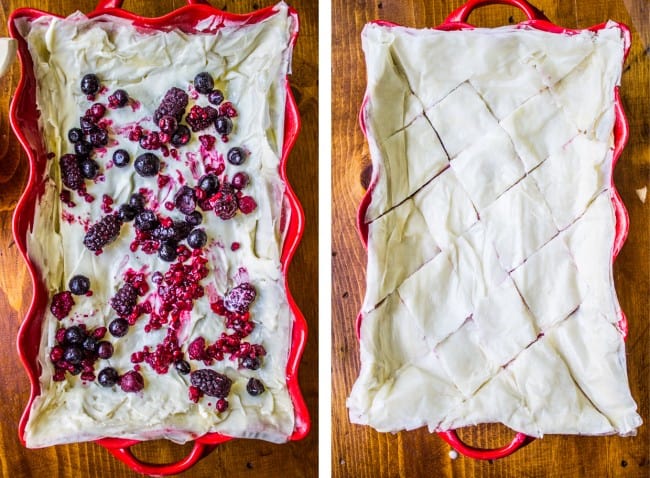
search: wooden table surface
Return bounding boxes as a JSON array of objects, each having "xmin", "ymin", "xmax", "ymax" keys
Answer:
[
  {"xmin": 0, "ymin": 1, "xmax": 318, "ymax": 477},
  {"xmin": 332, "ymin": 1, "xmax": 649, "ymax": 477}
]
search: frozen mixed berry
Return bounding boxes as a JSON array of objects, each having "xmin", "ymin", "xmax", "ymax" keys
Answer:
[
  {"xmin": 158, "ymin": 115, "xmax": 178, "ymax": 134},
  {"xmin": 198, "ymin": 134, "xmax": 216, "ymax": 150},
  {"xmin": 185, "ymin": 211, "xmax": 203, "ymax": 226},
  {"xmin": 140, "ymin": 132, "xmax": 161, "ymax": 150},
  {"xmin": 80, "ymin": 74, "xmax": 100, "ymax": 95},
  {"xmin": 110, "ymin": 283, "xmax": 138, "ymax": 317},
  {"xmin": 82, "ymin": 336, "xmax": 98, "ymax": 352},
  {"xmin": 171, "ymin": 124, "xmax": 191, "ymax": 147},
  {"xmin": 134, "ymin": 209, "xmax": 159, "ymax": 231},
  {"xmin": 187, "ymin": 229, "xmax": 207, "ymax": 249},
  {"xmin": 50, "ymin": 291, "xmax": 75, "ymax": 319},
  {"xmin": 74, "ymin": 140, "xmax": 93, "ymax": 157},
  {"xmin": 214, "ymin": 184, "xmax": 239, "ymax": 220},
  {"xmin": 96, "ymin": 341, "xmax": 114, "ymax": 359},
  {"xmin": 246, "ymin": 378, "xmax": 265, "ymax": 396},
  {"xmin": 215, "ymin": 116, "xmax": 233, "ymax": 135},
  {"xmin": 69, "ymin": 365, "xmax": 82, "ymax": 376},
  {"xmin": 134, "ymin": 153, "xmax": 160, "ymax": 177},
  {"xmin": 64, "ymin": 346, "xmax": 84, "ymax": 365},
  {"xmin": 227, "ymin": 147, "xmax": 246, "ymax": 165},
  {"xmin": 238, "ymin": 196, "xmax": 257, "ymax": 214},
  {"xmin": 190, "ymin": 369, "xmax": 232, "ymax": 398},
  {"xmin": 151, "ymin": 225, "xmax": 177, "ymax": 242},
  {"xmin": 129, "ymin": 193, "xmax": 146, "ymax": 211},
  {"xmin": 208, "ymin": 89, "xmax": 224, "ymax": 105},
  {"xmin": 174, "ymin": 186, "xmax": 197, "ymax": 214},
  {"xmin": 112, "ymin": 149, "xmax": 130, "ymax": 167},
  {"xmin": 118, "ymin": 204, "xmax": 137, "ymax": 222},
  {"xmin": 108, "ymin": 89, "xmax": 129, "ymax": 108},
  {"xmin": 241, "ymin": 356, "xmax": 261, "ymax": 370},
  {"xmin": 224, "ymin": 282, "xmax": 257, "ymax": 314},
  {"xmin": 174, "ymin": 221, "xmax": 192, "ymax": 241},
  {"xmin": 175, "ymin": 360, "xmax": 191, "ymax": 375},
  {"xmin": 60, "ymin": 154, "xmax": 84, "ymax": 190},
  {"xmin": 198, "ymin": 174, "xmax": 219, "ymax": 197},
  {"xmin": 98, "ymin": 367, "xmax": 119, "ymax": 387},
  {"xmin": 89, "ymin": 128, "xmax": 108, "ymax": 148},
  {"xmin": 79, "ymin": 158, "xmax": 99, "ymax": 179},
  {"xmin": 109, "ymin": 318, "xmax": 129, "ymax": 337},
  {"xmin": 194, "ymin": 72, "xmax": 214, "ymax": 94},
  {"xmin": 186, "ymin": 105, "xmax": 218, "ymax": 132},
  {"xmin": 154, "ymin": 87, "xmax": 189, "ymax": 123},
  {"xmin": 84, "ymin": 214, "xmax": 122, "ymax": 252},
  {"xmin": 80, "ymin": 116, "xmax": 96, "ymax": 134},
  {"xmin": 231, "ymin": 172, "xmax": 249, "ymax": 189},
  {"xmin": 68, "ymin": 275, "xmax": 90, "ymax": 295},
  {"xmin": 64, "ymin": 325, "xmax": 85, "ymax": 345},
  {"xmin": 120, "ymin": 370, "xmax": 144, "ymax": 392},
  {"xmin": 158, "ymin": 241, "xmax": 178, "ymax": 262},
  {"xmin": 216, "ymin": 399, "xmax": 228, "ymax": 412},
  {"xmin": 88, "ymin": 103, "xmax": 106, "ymax": 120},
  {"xmin": 68, "ymin": 128, "xmax": 84, "ymax": 144}
]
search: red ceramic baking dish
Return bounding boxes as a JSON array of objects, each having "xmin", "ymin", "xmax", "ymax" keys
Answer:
[
  {"xmin": 356, "ymin": 0, "xmax": 631, "ymax": 461},
  {"xmin": 9, "ymin": 0, "xmax": 309, "ymax": 474}
]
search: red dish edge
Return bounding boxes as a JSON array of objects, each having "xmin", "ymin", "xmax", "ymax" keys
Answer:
[
  {"xmin": 9, "ymin": 0, "xmax": 309, "ymax": 467},
  {"xmin": 355, "ymin": 3, "xmax": 631, "ymax": 461}
]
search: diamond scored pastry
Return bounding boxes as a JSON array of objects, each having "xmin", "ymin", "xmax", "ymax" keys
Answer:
[{"xmin": 348, "ymin": 21, "xmax": 642, "ymax": 437}]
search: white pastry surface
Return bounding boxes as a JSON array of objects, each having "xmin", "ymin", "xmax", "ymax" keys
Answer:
[{"xmin": 349, "ymin": 21, "xmax": 641, "ymax": 437}]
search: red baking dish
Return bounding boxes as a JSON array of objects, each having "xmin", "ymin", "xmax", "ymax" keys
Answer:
[
  {"xmin": 9, "ymin": 0, "xmax": 309, "ymax": 474},
  {"xmin": 356, "ymin": 0, "xmax": 631, "ymax": 461}
]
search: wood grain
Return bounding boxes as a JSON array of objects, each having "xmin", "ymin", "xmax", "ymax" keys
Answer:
[
  {"xmin": 332, "ymin": 1, "xmax": 649, "ymax": 477},
  {"xmin": 0, "ymin": 1, "xmax": 318, "ymax": 477}
]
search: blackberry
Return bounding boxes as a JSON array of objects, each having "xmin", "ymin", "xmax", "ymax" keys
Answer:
[
  {"xmin": 110, "ymin": 283, "xmax": 138, "ymax": 317},
  {"xmin": 64, "ymin": 325, "xmax": 86, "ymax": 345},
  {"xmin": 173, "ymin": 221, "xmax": 192, "ymax": 241},
  {"xmin": 231, "ymin": 172, "xmax": 249, "ymax": 190},
  {"xmin": 134, "ymin": 153, "xmax": 160, "ymax": 177},
  {"xmin": 185, "ymin": 211, "xmax": 203, "ymax": 226},
  {"xmin": 108, "ymin": 89, "xmax": 129, "ymax": 108},
  {"xmin": 129, "ymin": 193, "xmax": 146, "ymax": 211},
  {"xmin": 97, "ymin": 341, "xmax": 114, "ymax": 359},
  {"xmin": 208, "ymin": 89, "xmax": 224, "ymax": 106},
  {"xmin": 215, "ymin": 116, "xmax": 233, "ymax": 135},
  {"xmin": 68, "ymin": 275, "xmax": 90, "ymax": 295},
  {"xmin": 170, "ymin": 124, "xmax": 191, "ymax": 147},
  {"xmin": 79, "ymin": 159, "xmax": 99, "ymax": 179},
  {"xmin": 214, "ymin": 184, "xmax": 239, "ymax": 220},
  {"xmin": 246, "ymin": 377, "xmax": 265, "ymax": 396},
  {"xmin": 74, "ymin": 140, "xmax": 93, "ymax": 157},
  {"xmin": 187, "ymin": 229, "xmax": 207, "ymax": 249},
  {"xmin": 158, "ymin": 241, "xmax": 178, "ymax": 262},
  {"xmin": 227, "ymin": 147, "xmax": 246, "ymax": 165},
  {"xmin": 154, "ymin": 87, "xmax": 189, "ymax": 123},
  {"xmin": 134, "ymin": 209, "xmax": 159, "ymax": 231},
  {"xmin": 224, "ymin": 282, "xmax": 257, "ymax": 314},
  {"xmin": 108, "ymin": 318, "xmax": 129, "ymax": 337},
  {"xmin": 174, "ymin": 360, "xmax": 191, "ymax": 375},
  {"xmin": 68, "ymin": 128, "xmax": 84, "ymax": 144},
  {"xmin": 60, "ymin": 154, "xmax": 84, "ymax": 190},
  {"xmin": 84, "ymin": 214, "xmax": 122, "ymax": 252},
  {"xmin": 174, "ymin": 186, "xmax": 197, "ymax": 214},
  {"xmin": 89, "ymin": 128, "xmax": 108, "ymax": 147},
  {"xmin": 241, "ymin": 356, "xmax": 261, "ymax": 370},
  {"xmin": 63, "ymin": 346, "xmax": 84, "ymax": 365},
  {"xmin": 118, "ymin": 204, "xmax": 137, "ymax": 222},
  {"xmin": 190, "ymin": 369, "xmax": 232, "ymax": 398},
  {"xmin": 81, "ymin": 74, "xmax": 100, "ymax": 95},
  {"xmin": 194, "ymin": 72, "xmax": 214, "ymax": 94},
  {"xmin": 198, "ymin": 174, "xmax": 219, "ymax": 197},
  {"xmin": 113, "ymin": 149, "xmax": 130, "ymax": 167},
  {"xmin": 98, "ymin": 367, "xmax": 119, "ymax": 387},
  {"xmin": 186, "ymin": 105, "xmax": 218, "ymax": 132},
  {"xmin": 120, "ymin": 370, "xmax": 144, "ymax": 392}
]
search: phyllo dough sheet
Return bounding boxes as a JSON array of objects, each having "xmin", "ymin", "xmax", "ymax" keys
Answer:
[{"xmin": 348, "ymin": 21, "xmax": 642, "ymax": 437}]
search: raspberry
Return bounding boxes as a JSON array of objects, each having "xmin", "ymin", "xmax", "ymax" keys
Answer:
[
  {"xmin": 190, "ymin": 369, "xmax": 231, "ymax": 398},
  {"xmin": 213, "ymin": 184, "xmax": 239, "ymax": 220},
  {"xmin": 83, "ymin": 214, "xmax": 122, "ymax": 252},
  {"xmin": 185, "ymin": 105, "xmax": 218, "ymax": 132},
  {"xmin": 110, "ymin": 283, "xmax": 138, "ymax": 317},
  {"xmin": 60, "ymin": 154, "xmax": 84, "ymax": 190},
  {"xmin": 224, "ymin": 283, "xmax": 257, "ymax": 314},
  {"xmin": 238, "ymin": 196, "xmax": 257, "ymax": 214},
  {"xmin": 188, "ymin": 337, "xmax": 207, "ymax": 360},
  {"xmin": 154, "ymin": 87, "xmax": 189, "ymax": 123},
  {"xmin": 108, "ymin": 89, "xmax": 129, "ymax": 108},
  {"xmin": 231, "ymin": 172, "xmax": 249, "ymax": 190},
  {"xmin": 50, "ymin": 291, "xmax": 75, "ymax": 319}
]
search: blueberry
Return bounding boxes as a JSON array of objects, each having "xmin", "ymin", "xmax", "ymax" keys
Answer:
[
  {"xmin": 129, "ymin": 193, "xmax": 146, "ymax": 211},
  {"xmin": 64, "ymin": 326, "xmax": 86, "ymax": 345},
  {"xmin": 68, "ymin": 275, "xmax": 90, "ymax": 295},
  {"xmin": 134, "ymin": 209, "xmax": 159, "ymax": 231},
  {"xmin": 246, "ymin": 378, "xmax": 265, "ymax": 396},
  {"xmin": 80, "ymin": 116, "xmax": 96, "ymax": 134},
  {"xmin": 81, "ymin": 74, "xmax": 100, "ymax": 95},
  {"xmin": 185, "ymin": 211, "xmax": 203, "ymax": 226},
  {"xmin": 227, "ymin": 147, "xmax": 246, "ymax": 165},
  {"xmin": 174, "ymin": 360, "xmax": 191, "ymax": 375},
  {"xmin": 74, "ymin": 140, "xmax": 93, "ymax": 157},
  {"xmin": 89, "ymin": 128, "xmax": 108, "ymax": 147},
  {"xmin": 198, "ymin": 174, "xmax": 219, "ymax": 197},
  {"xmin": 134, "ymin": 153, "xmax": 160, "ymax": 177},
  {"xmin": 187, "ymin": 229, "xmax": 207, "ymax": 249},
  {"xmin": 96, "ymin": 341, "xmax": 114, "ymax": 359},
  {"xmin": 113, "ymin": 149, "xmax": 130, "ymax": 167},
  {"xmin": 231, "ymin": 172, "xmax": 249, "ymax": 189},
  {"xmin": 174, "ymin": 186, "xmax": 197, "ymax": 215},
  {"xmin": 108, "ymin": 318, "xmax": 129, "ymax": 337},
  {"xmin": 158, "ymin": 241, "xmax": 178, "ymax": 262},
  {"xmin": 215, "ymin": 116, "xmax": 233, "ymax": 135},
  {"xmin": 63, "ymin": 346, "xmax": 83, "ymax": 365},
  {"xmin": 194, "ymin": 72, "xmax": 214, "ymax": 94},
  {"xmin": 68, "ymin": 128, "xmax": 84, "ymax": 144},
  {"xmin": 170, "ymin": 124, "xmax": 191, "ymax": 147},
  {"xmin": 79, "ymin": 159, "xmax": 99, "ymax": 179},
  {"xmin": 118, "ymin": 204, "xmax": 137, "ymax": 222},
  {"xmin": 109, "ymin": 89, "xmax": 129, "ymax": 108},
  {"xmin": 207, "ymin": 89, "xmax": 224, "ymax": 105},
  {"xmin": 82, "ymin": 336, "xmax": 98, "ymax": 352},
  {"xmin": 98, "ymin": 367, "xmax": 119, "ymax": 387},
  {"xmin": 241, "ymin": 356, "xmax": 261, "ymax": 370}
]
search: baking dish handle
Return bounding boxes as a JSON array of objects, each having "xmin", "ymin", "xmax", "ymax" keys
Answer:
[
  {"xmin": 102, "ymin": 441, "xmax": 217, "ymax": 475},
  {"xmin": 95, "ymin": 0, "xmax": 208, "ymax": 9},
  {"xmin": 438, "ymin": 429, "xmax": 534, "ymax": 460},
  {"xmin": 444, "ymin": 0, "xmax": 546, "ymax": 24}
]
